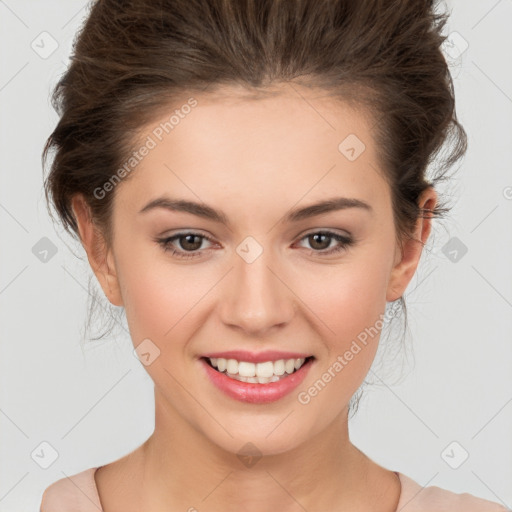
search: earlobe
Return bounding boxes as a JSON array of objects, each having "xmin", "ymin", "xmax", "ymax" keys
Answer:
[
  {"xmin": 386, "ymin": 187, "xmax": 437, "ymax": 303},
  {"xmin": 71, "ymin": 194, "xmax": 124, "ymax": 307}
]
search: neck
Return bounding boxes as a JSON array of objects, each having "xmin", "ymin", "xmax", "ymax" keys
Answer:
[{"xmin": 97, "ymin": 387, "xmax": 401, "ymax": 512}]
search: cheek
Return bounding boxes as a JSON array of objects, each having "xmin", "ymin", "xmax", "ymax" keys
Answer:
[
  {"xmin": 115, "ymin": 248, "xmax": 209, "ymax": 347},
  {"xmin": 115, "ymin": 223, "xmax": 392, "ymax": 370},
  {"xmin": 293, "ymin": 265, "xmax": 389, "ymax": 418},
  {"xmin": 301, "ymin": 260, "xmax": 390, "ymax": 383},
  {"xmin": 309, "ymin": 262, "xmax": 388, "ymax": 340}
]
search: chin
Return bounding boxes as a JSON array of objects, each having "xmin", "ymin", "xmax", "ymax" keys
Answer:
[{"xmin": 202, "ymin": 420, "xmax": 309, "ymax": 460}]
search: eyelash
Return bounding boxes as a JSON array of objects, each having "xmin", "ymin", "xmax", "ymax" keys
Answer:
[{"xmin": 155, "ymin": 230, "xmax": 354, "ymax": 260}]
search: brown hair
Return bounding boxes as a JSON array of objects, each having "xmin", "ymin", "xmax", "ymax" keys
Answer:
[{"xmin": 42, "ymin": 0, "xmax": 467, "ymax": 414}]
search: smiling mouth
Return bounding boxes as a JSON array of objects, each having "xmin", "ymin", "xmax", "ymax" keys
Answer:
[{"xmin": 201, "ymin": 356, "xmax": 315, "ymax": 384}]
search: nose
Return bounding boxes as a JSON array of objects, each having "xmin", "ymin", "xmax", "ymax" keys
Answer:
[{"xmin": 218, "ymin": 247, "xmax": 296, "ymax": 336}]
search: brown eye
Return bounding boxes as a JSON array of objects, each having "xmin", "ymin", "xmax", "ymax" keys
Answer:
[
  {"xmin": 178, "ymin": 234, "xmax": 203, "ymax": 251},
  {"xmin": 156, "ymin": 231, "xmax": 215, "ymax": 259},
  {"xmin": 307, "ymin": 233, "xmax": 332, "ymax": 250},
  {"xmin": 297, "ymin": 231, "xmax": 354, "ymax": 256}
]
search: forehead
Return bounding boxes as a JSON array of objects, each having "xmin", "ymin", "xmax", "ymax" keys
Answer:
[{"xmin": 115, "ymin": 83, "xmax": 390, "ymax": 218}]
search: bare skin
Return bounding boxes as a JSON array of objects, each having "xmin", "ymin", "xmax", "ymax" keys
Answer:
[{"xmin": 72, "ymin": 82, "xmax": 436, "ymax": 511}]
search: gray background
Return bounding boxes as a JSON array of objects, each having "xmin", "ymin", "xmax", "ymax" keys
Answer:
[{"xmin": 1, "ymin": 1, "xmax": 511, "ymax": 510}]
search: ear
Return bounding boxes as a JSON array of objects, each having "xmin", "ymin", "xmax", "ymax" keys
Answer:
[
  {"xmin": 386, "ymin": 187, "xmax": 437, "ymax": 302},
  {"xmin": 71, "ymin": 194, "xmax": 123, "ymax": 307}
]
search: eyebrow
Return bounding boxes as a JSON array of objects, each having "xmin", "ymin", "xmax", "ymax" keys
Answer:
[{"xmin": 138, "ymin": 196, "xmax": 373, "ymax": 225}]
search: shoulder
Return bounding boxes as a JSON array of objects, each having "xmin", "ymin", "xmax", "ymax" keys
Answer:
[
  {"xmin": 397, "ymin": 472, "xmax": 510, "ymax": 512},
  {"xmin": 40, "ymin": 467, "xmax": 102, "ymax": 512}
]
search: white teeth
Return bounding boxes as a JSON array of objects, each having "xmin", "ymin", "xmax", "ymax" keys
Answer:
[
  {"xmin": 238, "ymin": 361, "xmax": 256, "ymax": 377},
  {"xmin": 284, "ymin": 359, "xmax": 295, "ymax": 374},
  {"xmin": 273, "ymin": 359, "xmax": 285, "ymax": 375},
  {"xmin": 226, "ymin": 373, "xmax": 285, "ymax": 384},
  {"xmin": 256, "ymin": 361, "xmax": 274, "ymax": 378},
  {"xmin": 208, "ymin": 356, "xmax": 308, "ymax": 380},
  {"xmin": 226, "ymin": 359, "xmax": 238, "ymax": 374}
]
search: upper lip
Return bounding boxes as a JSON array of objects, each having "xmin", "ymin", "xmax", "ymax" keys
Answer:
[{"xmin": 201, "ymin": 350, "xmax": 313, "ymax": 364}]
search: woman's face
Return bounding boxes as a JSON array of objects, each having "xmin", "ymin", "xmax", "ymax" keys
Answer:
[{"xmin": 77, "ymin": 84, "xmax": 430, "ymax": 456}]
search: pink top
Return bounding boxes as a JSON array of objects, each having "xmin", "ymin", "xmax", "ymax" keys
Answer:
[{"xmin": 40, "ymin": 467, "xmax": 509, "ymax": 512}]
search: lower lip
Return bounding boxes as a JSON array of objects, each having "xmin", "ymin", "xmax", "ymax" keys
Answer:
[{"xmin": 199, "ymin": 357, "xmax": 314, "ymax": 404}]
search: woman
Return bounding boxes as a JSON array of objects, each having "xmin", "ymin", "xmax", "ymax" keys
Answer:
[{"xmin": 39, "ymin": 0, "xmax": 507, "ymax": 510}]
